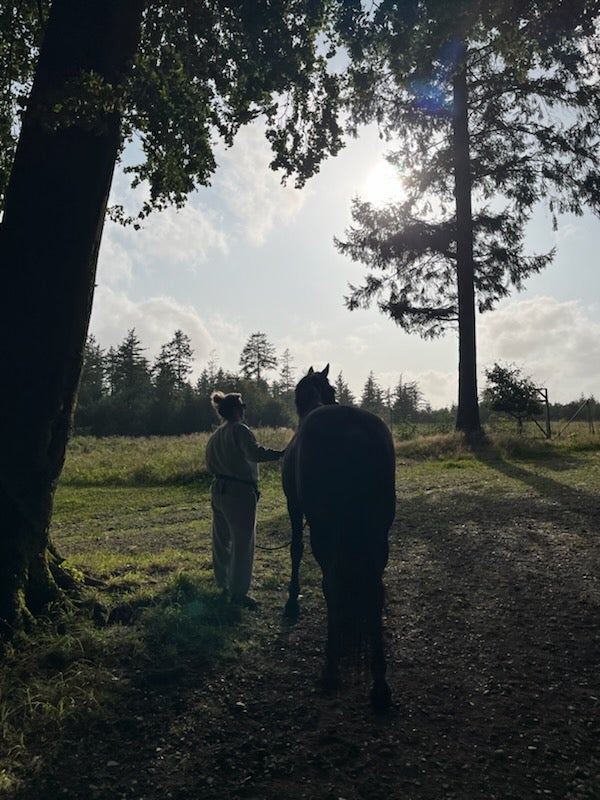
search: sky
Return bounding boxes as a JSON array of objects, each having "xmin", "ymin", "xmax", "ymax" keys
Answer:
[{"xmin": 91, "ymin": 121, "xmax": 600, "ymax": 410}]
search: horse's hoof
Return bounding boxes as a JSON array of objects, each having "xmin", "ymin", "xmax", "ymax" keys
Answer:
[
  {"xmin": 370, "ymin": 681, "xmax": 392, "ymax": 712},
  {"xmin": 283, "ymin": 598, "xmax": 300, "ymax": 621}
]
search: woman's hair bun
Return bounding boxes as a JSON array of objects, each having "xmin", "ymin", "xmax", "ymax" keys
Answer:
[{"xmin": 211, "ymin": 391, "xmax": 243, "ymax": 420}]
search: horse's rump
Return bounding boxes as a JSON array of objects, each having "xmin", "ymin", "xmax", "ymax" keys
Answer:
[{"xmin": 295, "ymin": 404, "xmax": 396, "ymax": 533}]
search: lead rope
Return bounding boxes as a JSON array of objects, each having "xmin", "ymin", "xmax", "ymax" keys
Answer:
[
  {"xmin": 255, "ymin": 539, "xmax": 291, "ymax": 551},
  {"xmin": 255, "ymin": 520, "xmax": 307, "ymax": 551}
]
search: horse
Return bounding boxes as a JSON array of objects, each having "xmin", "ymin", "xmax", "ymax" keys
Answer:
[{"xmin": 281, "ymin": 365, "xmax": 396, "ymax": 710}]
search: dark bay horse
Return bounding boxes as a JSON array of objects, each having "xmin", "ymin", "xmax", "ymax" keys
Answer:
[{"xmin": 282, "ymin": 365, "xmax": 396, "ymax": 710}]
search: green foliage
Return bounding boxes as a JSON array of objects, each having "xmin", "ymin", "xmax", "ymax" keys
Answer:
[
  {"xmin": 483, "ymin": 362, "xmax": 543, "ymax": 430},
  {"xmin": 335, "ymin": 0, "xmax": 600, "ymax": 337},
  {"xmin": 334, "ymin": 370, "xmax": 356, "ymax": 406},
  {"xmin": 334, "ymin": 0, "xmax": 600, "ymax": 434},
  {"xmin": 239, "ymin": 332, "xmax": 278, "ymax": 383},
  {"xmin": 0, "ymin": 0, "xmax": 49, "ymax": 208},
  {"xmin": 392, "ymin": 375, "xmax": 422, "ymax": 420},
  {"xmin": 1, "ymin": 1, "xmax": 345, "ymax": 219},
  {"xmin": 338, "ymin": 197, "xmax": 554, "ymax": 338},
  {"xmin": 74, "ymin": 330, "xmax": 297, "ymax": 435},
  {"xmin": 75, "ymin": 334, "xmax": 105, "ymax": 429},
  {"xmin": 153, "ymin": 329, "xmax": 193, "ymax": 392},
  {"xmin": 274, "ymin": 348, "xmax": 296, "ymax": 398},
  {"xmin": 359, "ymin": 370, "xmax": 385, "ymax": 416},
  {"xmin": 75, "ymin": 329, "xmax": 599, "ymax": 437}
]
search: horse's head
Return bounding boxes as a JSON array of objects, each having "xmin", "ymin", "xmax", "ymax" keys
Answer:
[{"xmin": 294, "ymin": 364, "xmax": 337, "ymax": 419}]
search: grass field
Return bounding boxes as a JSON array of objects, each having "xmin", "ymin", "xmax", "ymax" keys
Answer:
[{"xmin": 1, "ymin": 425, "xmax": 598, "ymax": 797}]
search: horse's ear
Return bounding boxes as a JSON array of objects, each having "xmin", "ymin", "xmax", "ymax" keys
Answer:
[
  {"xmin": 307, "ymin": 366, "xmax": 314, "ymax": 375},
  {"xmin": 321, "ymin": 364, "xmax": 330, "ymax": 377}
]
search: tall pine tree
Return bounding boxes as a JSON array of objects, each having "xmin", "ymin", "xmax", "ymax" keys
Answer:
[
  {"xmin": 239, "ymin": 332, "xmax": 278, "ymax": 384},
  {"xmin": 335, "ymin": 0, "xmax": 600, "ymax": 433}
]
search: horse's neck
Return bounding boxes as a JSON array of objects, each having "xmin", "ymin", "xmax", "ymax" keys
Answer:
[{"xmin": 297, "ymin": 400, "xmax": 321, "ymax": 422}]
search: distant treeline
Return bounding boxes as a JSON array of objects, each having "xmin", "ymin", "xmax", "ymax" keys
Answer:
[
  {"xmin": 73, "ymin": 329, "xmax": 598, "ymax": 437},
  {"xmin": 73, "ymin": 329, "xmax": 426, "ymax": 436}
]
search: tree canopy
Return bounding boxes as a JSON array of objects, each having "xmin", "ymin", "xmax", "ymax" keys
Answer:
[
  {"xmin": 239, "ymin": 332, "xmax": 278, "ymax": 383},
  {"xmin": 334, "ymin": 0, "xmax": 600, "ymax": 431},
  {"xmin": 483, "ymin": 362, "xmax": 543, "ymax": 432},
  {"xmin": 0, "ymin": 0, "xmax": 345, "ymax": 220}
]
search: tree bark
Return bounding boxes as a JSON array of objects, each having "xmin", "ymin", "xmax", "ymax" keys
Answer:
[
  {"xmin": 0, "ymin": 0, "xmax": 143, "ymax": 640},
  {"xmin": 452, "ymin": 47, "xmax": 481, "ymax": 435}
]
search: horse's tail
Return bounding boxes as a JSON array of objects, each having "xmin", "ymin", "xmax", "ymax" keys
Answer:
[{"xmin": 329, "ymin": 521, "xmax": 388, "ymax": 672}]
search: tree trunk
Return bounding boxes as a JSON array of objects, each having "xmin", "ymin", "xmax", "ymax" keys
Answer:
[
  {"xmin": 452, "ymin": 47, "xmax": 481, "ymax": 435},
  {"xmin": 0, "ymin": 0, "xmax": 143, "ymax": 640}
]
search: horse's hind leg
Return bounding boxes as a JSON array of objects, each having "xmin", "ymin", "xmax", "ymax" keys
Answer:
[
  {"xmin": 369, "ymin": 577, "xmax": 391, "ymax": 711},
  {"xmin": 284, "ymin": 503, "xmax": 303, "ymax": 620},
  {"xmin": 321, "ymin": 572, "xmax": 342, "ymax": 695}
]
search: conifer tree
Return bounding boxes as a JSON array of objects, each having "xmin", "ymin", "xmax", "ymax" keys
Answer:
[
  {"xmin": 360, "ymin": 371, "xmax": 385, "ymax": 418},
  {"xmin": 278, "ymin": 348, "xmax": 296, "ymax": 396},
  {"xmin": 335, "ymin": 0, "xmax": 600, "ymax": 433},
  {"xmin": 78, "ymin": 335, "xmax": 105, "ymax": 405},
  {"xmin": 98, "ymin": 330, "xmax": 151, "ymax": 435},
  {"xmin": 74, "ymin": 335, "xmax": 106, "ymax": 432},
  {"xmin": 239, "ymin": 332, "xmax": 278, "ymax": 384},
  {"xmin": 393, "ymin": 376, "xmax": 422, "ymax": 421},
  {"xmin": 153, "ymin": 330, "xmax": 193, "ymax": 394},
  {"xmin": 334, "ymin": 371, "xmax": 356, "ymax": 406}
]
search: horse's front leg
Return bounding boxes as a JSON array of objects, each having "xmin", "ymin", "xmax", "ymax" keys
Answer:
[{"xmin": 284, "ymin": 502, "xmax": 303, "ymax": 620}]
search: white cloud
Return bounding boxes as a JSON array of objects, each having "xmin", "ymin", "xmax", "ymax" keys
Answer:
[
  {"xmin": 200, "ymin": 314, "xmax": 247, "ymax": 376},
  {"xmin": 133, "ymin": 202, "xmax": 229, "ymax": 268},
  {"xmin": 355, "ymin": 321, "xmax": 385, "ymax": 336},
  {"xmin": 343, "ymin": 334, "xmax": 370, "ymax": 355},
  {"xmin": 478, "ymin": 297, "xmax": 600, "ymax": 402},
  {"xmin": 89, "ymin": 286, "xmax": 215, "ymax": 372},
  {"xmin": 98, "ymin": 200, "xmax": 229, "ymax": 290},
  {"xmin": 277, "ymin": 333, "xmax": 334, "ymax": 378},
  {"xmin": 96, "ymin": 231, "xmax": 134, "ymax": 287},
  {"xmin": 217, "ymin": 124, "xmax": 308, "ymax": 245},
  {"xmin": 413, "ymin": 370, "xmax": 458, "ymax": 410}
]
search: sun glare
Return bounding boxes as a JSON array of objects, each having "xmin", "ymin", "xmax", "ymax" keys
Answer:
[{"xmin": 363, "ymin": 161, "xmax": 406, "ymax": 206}]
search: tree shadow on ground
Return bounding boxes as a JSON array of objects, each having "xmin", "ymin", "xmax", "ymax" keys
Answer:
[
  {"xmin": 383, "ymin": 469, "xmax": 599, "ymax": 800},
  {"xmin": 473, "ymin": 443, "xmax": 600, "ymax": 522},
  {"xmin": 10, "ymin": 583, "xmax": 246, "ymax": 800}
]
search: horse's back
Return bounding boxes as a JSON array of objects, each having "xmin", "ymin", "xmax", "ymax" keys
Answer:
[{"xmin": 295, "ymin": 405, "xmax": 396, "ymax": 532}]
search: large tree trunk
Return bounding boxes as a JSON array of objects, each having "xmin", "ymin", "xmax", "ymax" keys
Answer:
[
  {"xmin": 452, "ymin": 47, "xmax": 481, "ymax": 435},
  {"xmin": 0, "ymin": 0, "xmax": 143, "ymax": 640}
]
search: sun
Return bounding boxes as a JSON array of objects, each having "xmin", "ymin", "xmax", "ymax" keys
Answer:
[{"xmin": 363, "ymin": 161, "xmax": 406, "ymax": 206}]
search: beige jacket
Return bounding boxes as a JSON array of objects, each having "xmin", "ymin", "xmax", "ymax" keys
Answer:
[{"xmin": 205, "ymin": 422, "xmax": 281, "ymax": 485}]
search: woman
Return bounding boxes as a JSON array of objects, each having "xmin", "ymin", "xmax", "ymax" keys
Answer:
[{"xmin": 205, "ymin": 391, "xmax": 284, "ymax": 607}]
